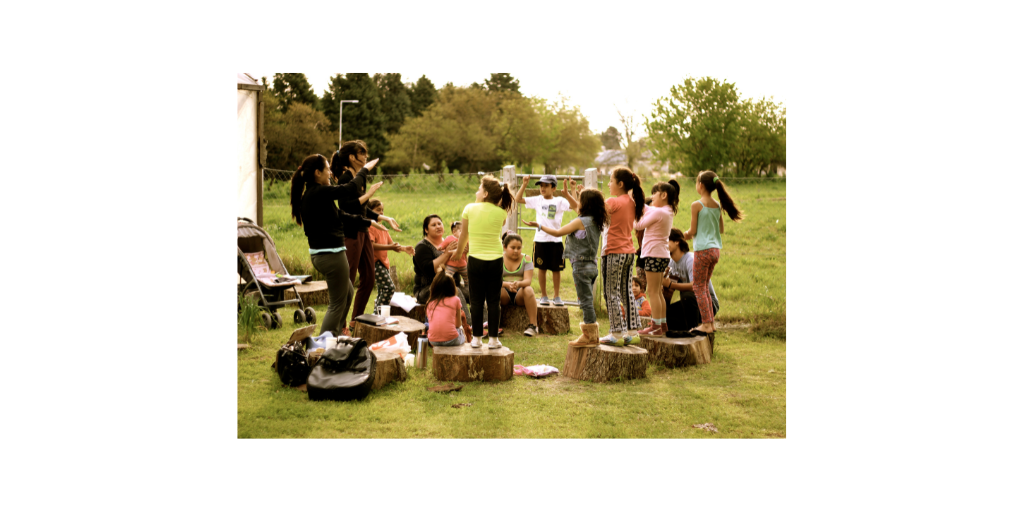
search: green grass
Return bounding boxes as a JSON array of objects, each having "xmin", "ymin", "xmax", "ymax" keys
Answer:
[{"xmin": 241, "ymin": 175, "xmax": 786, "ymax": 438}]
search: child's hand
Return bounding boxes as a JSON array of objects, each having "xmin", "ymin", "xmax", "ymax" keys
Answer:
[
  {"xmin": 401, "ymin": 246, "xmax": 414, "ymax": 256},
  {"xmin": 523, "ymin": 220, "xmax": 539, "ymax": 227}
]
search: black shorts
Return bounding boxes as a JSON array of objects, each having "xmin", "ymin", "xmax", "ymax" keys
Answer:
[
  {"xmin": 643, "ymin": 257, "xmax": 669, "ymax": 273},
  {"xmin": 532, "ymin": 241, "xmax": 565, "ymax": 271}
]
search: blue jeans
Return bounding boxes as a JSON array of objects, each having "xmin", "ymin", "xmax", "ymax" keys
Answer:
[
  {"xmin": 429, "ymin": 327, "xmax": 466, "ymax": 347},
  {"xmin": 571, "ymin": 259, "xmax": 599, "ymax": 324}
]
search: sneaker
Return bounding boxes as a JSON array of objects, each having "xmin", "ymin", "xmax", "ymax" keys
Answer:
[
  {"xmin": 538, "ymin": 296, "xmax": 550, "ymax": 306},
  {"xmin": 470, "ymin": 337, "xmax": 482, "ymax": 348},
  {"xmin": 552, "ymin": 297, "xmax": 564, "ymax": 307},
  {"xmin": 621, "ymin": 335, "xmax": 634, "ymax": 346},
  {"xmin": 599, "ymin": 333, "xmax": 624, "ymax": 347},
  {"xmin": 487, "ymin": 339, "xmax": 503, "ymax": 349},
  {"xmin": 524, "ymin": 324, "xmax": 538, "ymax": 337}
]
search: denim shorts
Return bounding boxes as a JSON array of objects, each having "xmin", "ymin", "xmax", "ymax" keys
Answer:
[{"xmin": 429, "ymin": 327, "xmax": 466, "ymax": 347}]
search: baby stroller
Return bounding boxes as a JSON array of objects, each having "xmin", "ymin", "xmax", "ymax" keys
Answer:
[{"xmin": 238, "ymin": 217, "xmax": 316, "ymax": 329}]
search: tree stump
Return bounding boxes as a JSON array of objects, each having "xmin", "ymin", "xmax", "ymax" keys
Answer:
[
  {"xmin": 352, "ymin": 316, "xmax": 426, "ymax": 350},
  {"xmin": 370, "ymin": 351, "xmax": 408, "ymax": 390},
  {"xmin": 562, "ymin": 344, "xmax": 648, "ymax": 383},
  {"xmin": 634, "ymin": 334, "xmax": 713, "ymax": 368},
  {"xmin": 500, "ymin": 301, "xmax": 570, "ymax": 334},
  {"xmin": 283, "ymin": 281, "xmax": 330, "ymax": 306},
  {"xmin": 392, "ymin": 304, "xmax": 426, "ymax": 324},
  {"xmin": 432, "ymin": 345, "xmax": 515, "ymax": 382}
]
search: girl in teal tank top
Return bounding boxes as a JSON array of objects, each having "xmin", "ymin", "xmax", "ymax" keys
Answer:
[{"xmin": 680, "ymin": 171, "xmax": 745, "ymax": 336}]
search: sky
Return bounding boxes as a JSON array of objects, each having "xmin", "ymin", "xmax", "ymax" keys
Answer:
[{"xmin": 250, "ymin": 70, "xmax": 787, "ymax": 140}]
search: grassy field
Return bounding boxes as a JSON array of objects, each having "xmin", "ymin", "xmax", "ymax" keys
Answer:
[{"xmin": 240, "ymin": 173, "xmax": 786, "ymax": 438}]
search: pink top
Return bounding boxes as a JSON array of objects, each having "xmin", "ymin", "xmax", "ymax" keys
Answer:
[
  {"xmin": 439, "ymin": 235, "xmax": 467, "ymax": 267},
  {"xmin": 604, "ymin": 194, "xmax": 637, "ymax": 256},
  {"xmin": 634, "ymin": 205, "xmax": 673, "ymax": 259},
  {"xmin": 426, "ymin": 296, "xmax": 463, "ymax": 342},
  {"xmin": 369, "ymin": 226, "xmax": 393, "ymax": 268}
]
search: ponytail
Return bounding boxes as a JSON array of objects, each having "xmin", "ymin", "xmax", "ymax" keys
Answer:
[
  {"xmin": 499, "ymin": 183, "xmax": 513, "ymax": 211},
  {"xmin": 697, "ymin": 171, "xmax": 744, "ymax": 221},
  {"xmin": 480, "ymin": 175, "xmax": 514, "ymax": 212},
  {"xmin": 612, "ymin": 167, "xmax": 645, "ymax": 221},
  {"xmin": 290, "ymin": 154, "xmax": 329, "ymax": 226},
  {"xmin": 651, "ymin": 180, "xmax": 681, "ymax": 213}
]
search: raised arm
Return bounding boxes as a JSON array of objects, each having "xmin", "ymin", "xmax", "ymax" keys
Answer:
[
  {"xmin": 514, "ymin": 177, "xmax": 528, "ymax": 205},
  {"xmin": 563, "ymin": 178, "xmax": 579, "ymax": 210}
]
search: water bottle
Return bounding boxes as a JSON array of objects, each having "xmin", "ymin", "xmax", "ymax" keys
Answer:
[{"xmin": 415, "ymin": 336, "xmax": 428, "ymax": 369}]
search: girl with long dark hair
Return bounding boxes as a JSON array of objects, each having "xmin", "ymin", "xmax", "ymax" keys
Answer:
[
  {"xmin": 451, "ymin": 175, "xmax": 514, "ymax": 349},
  {"xmin": 681, "ymin": 170, "xmax": 744, "ymax": 335},
  {"xmin": 425, "ymin": 272, "xmax": 468, "ymax": 348},
  {"xmin": 634, "ymin": 180, "xmax": 680, "ymax": 337},
  {"xmin": 600, "ymin": 166, "xmax": 645, "ymax": 345},
  {"xmin": 289, "ymin": 154, "xmax": 383, "ymax": 336}
]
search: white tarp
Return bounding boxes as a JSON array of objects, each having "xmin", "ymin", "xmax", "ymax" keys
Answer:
[{"xmin": 237, "ymin": 89, "xmax": 259, "ymax": 224}]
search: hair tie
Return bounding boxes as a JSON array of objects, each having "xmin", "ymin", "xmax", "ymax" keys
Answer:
[{"xmin": 713, "ymin": 177, "xmax": 719, "ymax": 183}]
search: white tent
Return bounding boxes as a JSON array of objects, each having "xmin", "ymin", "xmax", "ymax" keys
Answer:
[{"xmin": 237, "ymin": 73, "xmax": 265, "ymax": 226}]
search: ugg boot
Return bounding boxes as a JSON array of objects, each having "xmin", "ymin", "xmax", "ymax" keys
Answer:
[{"xmin": 569, "ymin": 322, "xmax": 600, "ymax": 348}]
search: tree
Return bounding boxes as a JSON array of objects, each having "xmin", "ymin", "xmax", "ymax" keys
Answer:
[
  {"xmin": 493, "ymin": 93, "xmax": 545, "ymax": 168},
  {"xmin": 733, "ymin": 97, "xmax": 786, "ymax": 176},
  {"xmin": 374, "ymin": 73, "xmax": 412, "ymax": 135},
  {"xmin": 319, "ymin": 73, "xmax": 386, "ymax": 157},
  {"xmin": 484, "ymin": 73, "xmax": 521, "ymax": 95},
  {"xmin": 271, "ymin": 73, "xmax": 319, "ymax": 112},
  {"xmin": 601, "ymin": 126, "xmax": 621, "ymax": 150},
  {"xmin": 616, "ymin": 106, "xmax": 644, "ymax": 169},
  {"xmin": 263, "ymin": 92, "xmax": 336, "ymax": 171},
  {"xmin": 535, "ymin": 96, "xmax": 601, "ymax": 173},
  {"xmin": 408, "ymin": 75, "xmax": 437, "ymax": 118},
  {"xmin": 645, "ymin": 76, "xmax": 742, "ymax": 174}
]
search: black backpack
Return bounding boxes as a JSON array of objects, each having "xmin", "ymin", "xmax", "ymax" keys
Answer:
[
  {"xmin": 307, "ymin": 338, "xmax": 376, "ymax": 401},
  {"xmin": 273, "ymin": 340, "xmax": 311, "ymax": 387}
]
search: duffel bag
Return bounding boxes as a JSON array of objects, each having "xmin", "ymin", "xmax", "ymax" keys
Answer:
[
  {"xmin": 307, "ymin": 338, "xmax": 376, "ymax": 401},
  {"xmin": 273, "ymin": 340, "xmax": 311, "ymax": 387}
]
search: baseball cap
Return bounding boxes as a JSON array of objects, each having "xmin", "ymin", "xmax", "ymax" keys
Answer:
[{"xmin": 536, "ymin": 175, "xmax": 557, "ymax": 185}]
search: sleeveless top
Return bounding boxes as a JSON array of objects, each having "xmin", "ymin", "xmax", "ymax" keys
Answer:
[
  {"xmin": 693, "ymin": 201, "xmax": 722, "ymax": 251},
  {"xmin": 563, "ymin": 216, "xmax": 601, "ymax": 263}
]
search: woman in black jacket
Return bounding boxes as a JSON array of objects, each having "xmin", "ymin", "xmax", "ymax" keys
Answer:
[{"xmin": 290, "ymin": 153, "xmax": 383, "ymax": 336}]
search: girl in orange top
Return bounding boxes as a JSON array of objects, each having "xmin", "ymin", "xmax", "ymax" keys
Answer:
[
  {"xmin": 600, "ymin": 166, "xmax": 646, "ymax": 345},
  {"xmin": 367, "ymin": 199, "xmax": 413, "ymax": 315}
]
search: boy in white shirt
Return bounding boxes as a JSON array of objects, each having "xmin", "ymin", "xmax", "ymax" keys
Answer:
[{"xmin": 514, "ymin": 175, "xmax": 577, "ymax": 306}]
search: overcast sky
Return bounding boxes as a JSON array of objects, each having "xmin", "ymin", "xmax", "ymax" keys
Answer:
[{"xmin": 250, "ymin": 70, "xmax": 787, "ymax": 140}]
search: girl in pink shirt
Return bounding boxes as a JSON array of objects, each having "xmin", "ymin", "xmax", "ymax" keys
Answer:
[
  {"xmin": 425, "ymin": 272, "xmax": 469, "ymax": 347},
  {"xmin": 634, "ymin": 180, "xmax": 680, "ymax": 336}
]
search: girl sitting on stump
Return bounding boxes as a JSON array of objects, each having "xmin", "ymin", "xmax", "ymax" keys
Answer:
[
  {"xmin": 526, "ymin": 187, "xmax": 607, "ymax": 348},
  {"xmin": 425, "ymin": 272, "xmax": 470, "ymax": 347},
  {"xmin": 499, "ymin": 232, "xmax": 539, "ymax": 337}
]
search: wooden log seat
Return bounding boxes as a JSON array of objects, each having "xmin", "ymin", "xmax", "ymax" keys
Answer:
[
  {"xmin": 562, "ymin": 344, "xmax": 648, "ymax": 383},
  {"xmin": 634, "ymin": 334, "xmax": 713, "ymax": 369},
  {"xmin": 283, "ymin": 281, "xmax": 330, "ymax": 306},
  {"xmin": 391, "ymin": 304, "xmax": 427, "ymax": 324},
  {"xmin": 500, "ymin": 301, "xmax": 570, "ymax": 335},
  {"xmin": 352, "ymin": 316, "xmax": 427, "ymax": 351},
  {"xmin": 370, "ymin": 351, "xmax": 408, "ymax": 390},
  {"xmin": 432, "ymin": 344, "xmax": 515, "ymax": 382}
]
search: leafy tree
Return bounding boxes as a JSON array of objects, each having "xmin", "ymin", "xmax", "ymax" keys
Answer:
[
  {"xmin": 484, "ymin": 73, "xmax": 521, "ymax": 95},
  {"xmin": 601, "ymin": 126, "xmax": 621, "ymax": 150},
  {"xmin": 271, "ymin": 73, "xmax": 319, "ymax": 113},
  {"xmin": 263, "ymin": 92, "xmax": 336, "ymax": 171},
  {"xmin": 616, "ymin": 106, "xmax": 644, "ymax": 169},
  {"xmin": 734, "ymin": 97, "xmax": 786, "ymax": 176},
  {"xmin": 535, "ymin": 96, "xmax": 601, "ymax": 173},
  {"xmin": 493, "ymin": 93, "xmax": 545, "ymax": 168},
  {"xmin": 408, "ymin": 75, "xmax": 437, "ymax": 118},
  {"xmin": 319, "ymin": 73, "xmax": 386, "ymax": 158},
  {"xmin": 374, "ymin": 73, "xmax": 412, "ymax": 136},
  {"xmin": 645, "ymin": 76, "xmax": 742, "ymax": 174}
]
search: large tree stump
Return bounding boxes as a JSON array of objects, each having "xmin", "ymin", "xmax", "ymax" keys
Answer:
[
  {"xmin": 352, "ymin": 316, "xmax": 427, "ymax": 350},
  {"xmin": 283, "ymin": 281, "xmax": 330, "ymax": 306},
  {"xmin": 634, "ymin": 334, "xmax": 713, "ymax": 368},
  {"xmin": 562, "ymin": 344, "xmax": 648, "ymax": 383},
  {"xmin": 432, "ymin": 345, "xmax": 515, "ymax": 382},
  {"xmin": 392, "ymin": 304, "xmax": 426, "ymax": 324},
  {"xmin": 500, "ymin": 301, "xmax": 570, "ymax": 334},
  {"xmin": 370, "ymin": 351, "xmax": 408, "ymax": 390}
]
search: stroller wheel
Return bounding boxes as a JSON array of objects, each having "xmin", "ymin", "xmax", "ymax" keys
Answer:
[
  {"xmin": 260, "ymin": 312, "xmax": 273, "ymax": 330},
  {"xmin": 293, "ymin": 309, "xmax": 305, "ymax": 325},
  {"xmin": 304, "ymin": 307, "xmax": 317, "ymax": 325},
  {"xmin": 271, "ymin": 312, "xmax": 283, "ymax": 329}
]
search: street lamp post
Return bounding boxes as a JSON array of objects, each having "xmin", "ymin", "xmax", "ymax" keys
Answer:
[{"xmin": 339, "ymin": 100, "xmax": 359, "ymax": 146}]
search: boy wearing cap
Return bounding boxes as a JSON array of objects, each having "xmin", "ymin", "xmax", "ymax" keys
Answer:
[{"xmin": 514, "ymin": 175, "xmax": 577, "ymax": 306}]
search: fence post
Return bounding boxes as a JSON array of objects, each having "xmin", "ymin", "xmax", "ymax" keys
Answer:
[
  {"xmin": 584, "ymin": 167, "xmax": 598, "ymax": 190},
  {"xmin": 502, "ymin": 165, "xmax": 518, "ymax": 235}
]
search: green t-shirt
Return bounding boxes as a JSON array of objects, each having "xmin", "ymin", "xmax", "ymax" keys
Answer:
[{"xmin": 461, "ymin": 202, "xmax": 507, "ymax": 261}]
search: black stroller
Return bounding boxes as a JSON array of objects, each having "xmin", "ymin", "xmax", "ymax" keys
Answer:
[{"xmin": 237, "ymin": 217, "xmax": 316, "ymax": 329}]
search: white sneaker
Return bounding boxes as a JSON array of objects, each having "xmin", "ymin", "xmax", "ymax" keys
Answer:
[
  {"xmin": 470, "ymin": 337, "xmax": 482, "ymax": 348},
  {"xmin": 487, "ymin": 338, "xmax": 503, "ymax": 349}
]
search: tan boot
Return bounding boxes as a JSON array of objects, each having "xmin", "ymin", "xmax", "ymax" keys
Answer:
[{"xmin": 569, "ymin": 322, "xmax": 600, "ymax": 348}]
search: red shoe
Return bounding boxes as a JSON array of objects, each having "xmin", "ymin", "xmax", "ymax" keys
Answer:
[
  {"xmin": 650, "ymin": 324, "xmax": 667, "ymax": 336},
  {"xmin": 637, "ymin": 325, "xmax": 659, "ymax": 335}
]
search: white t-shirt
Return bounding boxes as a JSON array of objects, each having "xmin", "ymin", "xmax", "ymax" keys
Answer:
[{"xmin": 525, "ymin": 195, "xmax": 570, "ymax": 243}]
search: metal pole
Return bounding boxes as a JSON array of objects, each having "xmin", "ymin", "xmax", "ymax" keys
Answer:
[
  {"xmin": 338, "ymin": 100, "xmax": 359, "ymax": 147},
  {"xmin": 501, "ymin": 165, "xmax": 518, "ymax": 235}
]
